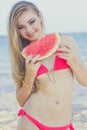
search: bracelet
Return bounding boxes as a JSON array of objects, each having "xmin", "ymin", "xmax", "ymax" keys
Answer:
[{"xmin": 22, "ymin": 80, "xmax": 30, "ymax": 88}]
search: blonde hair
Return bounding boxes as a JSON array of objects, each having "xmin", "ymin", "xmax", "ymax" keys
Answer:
[{"xmin": 8, "ymin": 1, "xmax": 44, "ymax": 88}]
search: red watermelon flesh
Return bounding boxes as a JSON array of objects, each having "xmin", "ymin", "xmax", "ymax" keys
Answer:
[{"xmin": 21, "ymin": 33, "xmax": 61, "ymax": 61}]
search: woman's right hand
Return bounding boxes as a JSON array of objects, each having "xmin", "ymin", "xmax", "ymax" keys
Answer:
[{"xmin": 25, "ymin": 54, "xmax": 41, "ymax": 83}]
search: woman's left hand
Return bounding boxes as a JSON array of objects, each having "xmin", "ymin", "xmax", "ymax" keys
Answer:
[
  {"xmin": 57, "ymin": 35, "xmax": 80, "ymax": 67},
  {"xmin": 57, "ymin": 35, "xmax": 87, "ymax": 86}
]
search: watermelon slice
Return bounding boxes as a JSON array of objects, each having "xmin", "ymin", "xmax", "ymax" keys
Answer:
[{"xmin": 21, "ymin": 33, "xmax": 61, "ymax": 61}]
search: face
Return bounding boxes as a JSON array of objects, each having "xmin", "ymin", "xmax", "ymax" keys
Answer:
[{"xmin": 17, "ymin": 9, "xmax": 44, "ymax": 42}]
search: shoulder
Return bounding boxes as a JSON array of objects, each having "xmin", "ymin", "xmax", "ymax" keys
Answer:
[
  {"xmin": 61, "ymin": 34, "xmax": 77, "ymax": 47},
  {"xmin": 61, "ymin": 34, "xmax": 74, "ymax": 43}
]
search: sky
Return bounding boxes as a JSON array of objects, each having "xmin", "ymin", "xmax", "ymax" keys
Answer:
[{"xmin": 0, "ymin": 0, "xmax": 87, "ymax": 35}]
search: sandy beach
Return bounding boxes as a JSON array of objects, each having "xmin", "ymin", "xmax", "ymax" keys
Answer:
[{"xmin": 0, "ymin": 73, "xmax": 87, "ymax": 130}]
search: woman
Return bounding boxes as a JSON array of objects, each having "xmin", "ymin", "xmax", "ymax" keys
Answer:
[{"xmin": 8, "ymin": 1, "xmax": 87, "ymax": 130}]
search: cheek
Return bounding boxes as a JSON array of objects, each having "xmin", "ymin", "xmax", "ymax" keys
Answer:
[
  {"xmin": 19, "ymin": 30, "xmax": 25, "ymax": 37},
  {"xmin": 36, "ymin": 22, "xmax": 42, "ymax": 31}
]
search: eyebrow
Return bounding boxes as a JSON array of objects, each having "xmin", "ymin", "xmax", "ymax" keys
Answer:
[
  {"xmin": 17, "ymin": 17, "xmax": 36, "ymax": 27},
  {"xmin": 27, "ymin": 17, "xmax": 34, "ymax": 23}
]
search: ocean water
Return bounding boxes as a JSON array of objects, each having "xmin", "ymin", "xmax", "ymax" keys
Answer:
[
  {"xmin": 0, "ymin": 36, "xmax": 11, "ymax": 74},
  {"xmin": 0, "ymin": 32, "xmax": 87, "ymax": 129}
]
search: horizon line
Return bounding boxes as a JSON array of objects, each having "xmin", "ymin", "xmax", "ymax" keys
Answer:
[{"xmin": 0, "ymin": 31, "xmax": 87, "ymax": 37}]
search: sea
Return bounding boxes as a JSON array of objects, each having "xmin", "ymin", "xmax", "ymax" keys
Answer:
[{"xmin": 0, "ymin": 32, "xmax": 87, "ymax": 129}]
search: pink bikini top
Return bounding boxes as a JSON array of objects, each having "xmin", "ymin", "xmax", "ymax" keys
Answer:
[{"xmin": 36, "ymin": 54, "xmax": 70, "ymax": 77}]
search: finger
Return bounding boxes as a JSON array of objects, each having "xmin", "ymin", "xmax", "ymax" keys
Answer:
[
  {"xmin": 57, "ymin": 53, "xmax": 69, "ymax": 60},
  {"xmin": 57, "ymin": 47, "xmax": 70, "ymax": 54},
  {"xmin": 26, "ymin": 55, "xmax": 33, "ymax": 63},
  {"xmin": 60, "ymin": 43, "xmax": 71, "ymax": 50},
  {"xmin": 31, "ymin": 54, "xmax": 40, "ymax": 64}
]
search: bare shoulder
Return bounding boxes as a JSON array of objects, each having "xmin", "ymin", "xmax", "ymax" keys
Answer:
[{"xmin": 61, "ymin": 34, "xmax": 76, "ymax": 46}]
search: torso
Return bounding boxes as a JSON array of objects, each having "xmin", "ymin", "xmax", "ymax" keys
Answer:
[
  {"xmin": 23, "ymin": 53, "xmax": 74, "ymax": 126},
  {"xmin": 17, "ymin": 35, "xmax": 75, "ymax": 130}
]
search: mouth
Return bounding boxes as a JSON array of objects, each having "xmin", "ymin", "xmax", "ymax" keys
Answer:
[
  {"xmin": 27, "ymin": 32, "xmax": 37, "ymax": 38},
  {"xmin": 25, "ymin": 32, "xmax": 38, "ymax": 41}
]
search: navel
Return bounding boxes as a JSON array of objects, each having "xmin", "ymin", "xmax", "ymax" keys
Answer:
[{"xmin": 56, "ymin": 100, "xmax": 59, "ymax": 105}]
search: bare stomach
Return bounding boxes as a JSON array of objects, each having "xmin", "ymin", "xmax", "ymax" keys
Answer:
[
  {"xmin": 23, "ymin": 70, "xmax": 74, "ymax": 126},
  {"xmin": 24, "ymin": 93, "xmax": 72, "ymax": 126}
]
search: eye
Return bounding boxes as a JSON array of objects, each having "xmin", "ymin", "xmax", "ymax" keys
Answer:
[
  {"xmin": 17, "ymin": 26, "xmax": 25, "ymax": 30},
  {"xmin": 29, "ymin": 19, "xmax": 36, "ymax": 25}
]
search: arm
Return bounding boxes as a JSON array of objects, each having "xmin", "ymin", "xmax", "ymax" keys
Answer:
[
  {"xmin": 69, "ymin": 53, "xmax": 87, "ymax": 86},
  {"xmin": 16, "ymin": 55, "xmax": 40, "ymax": 107},
  {"xmin": 57, "ymin": 35, "xmax": 87, "ymax": 86},
  {"xmin": 16, "ymin": 74, "xmax": 34, "ymax": 107}
]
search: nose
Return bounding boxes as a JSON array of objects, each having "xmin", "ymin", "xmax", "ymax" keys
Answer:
[{"xmin": 26, "ymin": 25, "xmax": 33, "ymax": 33}]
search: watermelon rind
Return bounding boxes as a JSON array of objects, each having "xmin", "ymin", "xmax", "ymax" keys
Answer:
[{"xmin": 21, "ymin": 33, "xmax": 61, "ymax": 61}]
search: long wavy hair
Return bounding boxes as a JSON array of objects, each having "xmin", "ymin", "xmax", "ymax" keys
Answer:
[{"xmin": 8, "ymin": 1, "xmax": 45, "ymax": 88}]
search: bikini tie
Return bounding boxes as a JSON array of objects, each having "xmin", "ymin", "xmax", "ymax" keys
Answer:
[
  {"xmin": 18, "ymin": 108, "xmax": 25, "ymax": 116},
  {"xmin": 70, "ymin": 123, "xmax": 74, "ymax": 130}
]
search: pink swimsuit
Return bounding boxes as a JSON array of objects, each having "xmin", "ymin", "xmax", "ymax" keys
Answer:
[
  {"xmin": 18, "ymin": 109, "xmax": 74, "ymax": 130},
  {"xmin": 36, "ymin": 54, "xmax": 70, "ymax": 77},
  {"xmin": 18, "ymin": 54, "xmax": 74, "ymax": 130}
]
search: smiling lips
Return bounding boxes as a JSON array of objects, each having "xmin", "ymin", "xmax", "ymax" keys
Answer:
[{"xmin": 27, "ymin": 32, "xmax": 36, "ymax": 37}]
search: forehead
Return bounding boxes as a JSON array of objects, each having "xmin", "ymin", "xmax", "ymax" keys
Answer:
[{"xmin": 17, "ymin": 9, "xmax": 38, "ymax": 24}]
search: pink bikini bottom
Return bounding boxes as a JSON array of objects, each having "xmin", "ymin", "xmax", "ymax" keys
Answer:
[{"xmin": 18, "ymin": 109, "xmax": 74, "ymax": 130}]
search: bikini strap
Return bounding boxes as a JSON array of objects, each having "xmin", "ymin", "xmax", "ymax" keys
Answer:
[{"xmin": 18, "ymin": 109, "xmax": 43, "ymax": 129}]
